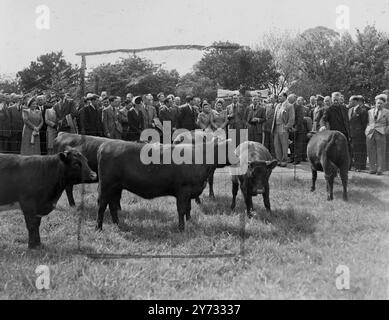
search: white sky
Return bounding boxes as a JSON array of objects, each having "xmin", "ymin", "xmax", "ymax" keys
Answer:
[{"xmin": 1, "ymin": 0, "xmax": 389, "ymax": 77}]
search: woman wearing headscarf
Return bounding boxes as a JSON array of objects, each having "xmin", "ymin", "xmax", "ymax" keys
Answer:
[
  {"xmin": 210, "ymin": 98, "xmax": 228, "ymax": 140},
  {"xmin": 20, "ymin": 97, "xmax": 43, "ymax": 155}
]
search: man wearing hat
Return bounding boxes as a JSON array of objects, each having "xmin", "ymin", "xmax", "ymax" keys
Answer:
[
  {"xmin": 177, "ymin": 95, "xmax": 199, "ymax": 131},
  {"xmin": 127, "ymin": 96, "xmax": 145, "ymax": 141},
  {"xmin": 79, "ymin": 93, "xmax": 103, "ymax": 136},
  {"xmin": 143, "ymin": 94, "xmax": 158, "ymax": 130},
  {"xmin": 348, "ymin": 95, "xmax": 368, "ymax": 171},
  {"xmin": 365, "ymin": 94, "xmax": 389, "ymax": 175}
]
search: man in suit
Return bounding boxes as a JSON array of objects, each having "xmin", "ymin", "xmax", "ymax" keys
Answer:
[
  {"xmin": 382, "ymin": 89, "xmax": 389, "ymax": 171},
  {"xmin": 102, "ymin": 96, "xmax": 122, "ymax": 139},
  {"xmin": 127, "ymin": 96, "xmax": 145, "ymax": 141},
  {"xmin": 289, "ymin": 96, "xmax": 306, "ymax": 165},
  {"xmin": 177, "ymin": 95, "xmax": 198, "ymax": 131},
  {"xmin": 263, "ymin": 94, "xmax": 277, "ymax": 157},
  {"xmin": 8, "ymin": 94, "xmax": 24, "ymax": 153},
  {"xmin": 154, "ymin": 92, "xmax": 165, "ymax": 117},
  {"xmin": 320, "ymin": 92, "xmax": 350, "ymax": 140},
  {"xmin": 143, "ymin": 94, "xmax": 158, "ymax": 129},
  {"xmin": 348, "ymin": 95, "xmax": 368, "ymax": 171},
  {"xmin": 0, "ymin": 93, "xmax": 11, "ymax": 153},
  {"xmin": 271, "ymin": 92, "xmax": 295, "ymax": 167},
  {"xmin": 306, "ymin": 96, "xmax": 317, "ymax": 120},
  {"xmin": 365, "ymin": 94, "xmax": 389, "ymax": 175},
  {"xmin": 79, "ymin": 93, "xmax": 103, "ymax": 136},
  {"xmin": 227, "ymin": 94, "xmax": 247, "ymax": 146},
  {"xmin": 312, "ymin": 95, "xmax": 326, "ymax": 132},
  {"xmin": 54, "ymin": 93, "xmax": 78, "ymax": 133}
]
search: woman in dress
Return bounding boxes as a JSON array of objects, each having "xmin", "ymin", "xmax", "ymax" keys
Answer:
[
  {"xmin": 45, "ymin": 103, "xmax": 58, "ymax": 154},
  {"xmin": 210, "ymin": 99, "xmax": 228, "ymax": 140},
  {"xmin": 20, "ymin": 97, "xmax": 43, "ymax": 155}
]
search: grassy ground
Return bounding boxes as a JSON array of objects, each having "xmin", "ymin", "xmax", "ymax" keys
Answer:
[{"xmin": 0, "ymin": 163, "xmax": 388, "ymax": 299}]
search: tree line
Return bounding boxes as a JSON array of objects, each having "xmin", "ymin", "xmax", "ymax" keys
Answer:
[{"xmin": 1, "ymin": 25, "xmax": 388, "ymax": 102}]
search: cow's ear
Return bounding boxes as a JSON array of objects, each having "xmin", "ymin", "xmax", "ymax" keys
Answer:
[
  {"xmin": 59, "ymin": 151, "xmax": 69, "ymax": 163},
  {"xmin": 266, "ymin": 159, "xmax": 278, "ymax": 170}
]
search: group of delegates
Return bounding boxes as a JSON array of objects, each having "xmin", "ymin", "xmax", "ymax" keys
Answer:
[{"xmin": 1, "ymin": 89, "xmax": 389, "ymax": 176}]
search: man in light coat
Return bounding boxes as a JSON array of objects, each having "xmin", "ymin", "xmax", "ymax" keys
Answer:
[
  {"xmin": 271, "ymin": 93, "xmax": 295, "ymax": 167},
  {"xmin": 365, "ymin": 94, "xmax": 389, "ymax": 175}
]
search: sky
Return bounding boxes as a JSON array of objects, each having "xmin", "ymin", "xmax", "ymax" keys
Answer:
[{"xmin": 1, "ymin": 0, "xmax": 389, "ymax": 78}]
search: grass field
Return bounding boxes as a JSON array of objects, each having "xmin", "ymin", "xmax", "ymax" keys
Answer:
[{"xmin": 0, "ymin": 164, "xmax": 388, "ymax": 299}]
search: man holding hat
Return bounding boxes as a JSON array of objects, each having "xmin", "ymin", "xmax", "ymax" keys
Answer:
[
  {"xmin": 79, "ymin": 93, "xmax": 103, "ymax": 136},
  {"xmin": 365, "ymin": 94, "xmax": 389, "ymax": 175},
  {"xmin": 348, "ymin": 95, "xmax": 368, "ymax": 171}
]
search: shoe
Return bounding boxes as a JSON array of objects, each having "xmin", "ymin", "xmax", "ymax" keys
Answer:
[
  {"xmin": 293, "ymin": 161, "xmax": 301, "ymax": 165},
  {"xmin": 376, "ymin": 172, "xmax": 383, "ymax": 176},
  {"xmin": 369, "ymin": 170, "xmax": 377, "ymax": 175}
]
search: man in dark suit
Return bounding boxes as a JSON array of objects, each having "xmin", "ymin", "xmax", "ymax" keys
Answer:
[
  {"xmin": 289, "ymin": 96, "xmax": 306, "ymax": 165},
  {"xmin": 176, "ymin": 95, "xmax": 198, "ymax": 131},
  {"xmin": 8, "ymin": 94, "xmax": 24, "ymax": 153},
  {"xmin": 127, "ymin": 96, "xmax": 145, "ymax": 141},
  {"xmin": 79, "ymin": 93, "xmax": 103, "ymax": 136},
  {"xmin": 0, "ymin": 94, "xmax": 11, "ymax": 153},
  {"xmin": 348, "ymin": 95, "xmax": 368, "ymax": 171},
  {"xmin": 54, "ymin": 93, "xmax": 78, "ymax": 133},
  {"xmin": 320, "ymin": 92, "xmax": 350, "ymax": 140}
]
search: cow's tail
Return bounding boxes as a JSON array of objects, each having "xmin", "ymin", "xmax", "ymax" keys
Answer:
[{"xmin": 321, "ymin": 133, "xmax": 338, "ymax": 178}]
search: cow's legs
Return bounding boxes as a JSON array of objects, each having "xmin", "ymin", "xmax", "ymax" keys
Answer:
[
  {"xmin": 231, "ymin": 181, "xmax": 239, "ymax": 210},
  {"xmin": 325, "ymin": 174, "xmax": 335, "ymax": 201},
  {"xmin": 65, "ymin": 185, "xmax": 76, "ymax": 207},
  {"xmin": 176, "ymin": 192, "xmax": 191, "ymax": 231},
  {"xmin": 96, "ymin": 197, "xmax": 108, "ymax": 230},
  {"xmin": 241, "ymin": 185, "xmax": 253, "ymax": 218},
  {"xmin": 108, "ymin": 189, "xmax": 122, "ymax": 225},
  {"xmin": 208, "ymin": 169, "xmax": 215, "ymax": 199},
  {"xmin": 311, "ymin": 170, "xmax": 317, "ymax": 192},
  {"xmin": 340, "ymin": 168, "xmax": 348, "ymax": 201},
  {"xmin": 24, "ymin": 214, "xmax": 42, "ymax": 249},
  {"xmin": 262, "ymin": 182, "xmax": 271, "ymax": 222}
]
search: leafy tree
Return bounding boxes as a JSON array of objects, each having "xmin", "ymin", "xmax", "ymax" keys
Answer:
[
  {"xmin": 17, "ymin": 51, "xmax": 78, "ymax": 94},
  {"xmin": 196, "ymin": 41, "xmax": 279, "ymax": 91},
  {"xmin": 87, "ymin": 56, "xmax": 179, "ymax": 97},
  {"xmin": 176, "ymin": 73, "xmax": 218, "ymax": 101},
  {"xmin": 0, "ymin": 77, "xmax": 20, "ymax": 93}
]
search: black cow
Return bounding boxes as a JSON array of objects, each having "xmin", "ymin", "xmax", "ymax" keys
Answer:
[
  {"xmin": 0, "ymin": 149, "xmax": 96, "ymax": 248},
  {"xmin": 173, "ymin": 130, "xmax": 223, "ymax": 202},
  {"xmin": 54, "ymin": 132, "xmax": 111, "ymax": 207},
  {"xmin": 230, "ymin": 141, "xmax": 278, "ymax": 221},
  {"xmin": 96, "ymin": 139, "xmax": 233, "ymax": 231},
  {"xmin": 307, "ymin": 130, "xmax": 350, "ymax": 201}
]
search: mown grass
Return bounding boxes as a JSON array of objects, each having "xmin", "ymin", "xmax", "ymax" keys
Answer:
[{"xmin": 0, "ymin": 165, "xmax": 388, "ymax": 299}]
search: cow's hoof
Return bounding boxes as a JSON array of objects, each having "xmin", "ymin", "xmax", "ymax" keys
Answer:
[
  {"xmin": 185, "ymin": 215, "xmax": 191, "ymax": 221},
  {"xmin": 195, "ymin": 198, "xmax": 201, "ymax": 204},
  {"xmin": 343, "ymin": 196, "xmax": 348, "ymax": 202},
  {"xmin": 310, "ymin": 188, "xmax": 315, "ymax": 192},
  {"xmin": 95, "ymin": 225, "xmax": 103, "ymax": 232},
  {"xmin": 28, "ymin": 243, "xmax": 43, "ymax": 250},
  {"xmin": 247, "ymin": 212, "xmax": 254, "ymax": 219},
  {"xmin": 209, "ymin": 193, "xmax": 215, "ymax": 200}
]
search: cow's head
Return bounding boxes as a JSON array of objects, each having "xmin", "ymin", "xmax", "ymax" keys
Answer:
[
  {"xmin": 246, "ymin": 160, "xmax": 278, "ymax": 196},
  {"xmin": 59, "ymin": 148, "xmax": 97, "ymax": 184}
]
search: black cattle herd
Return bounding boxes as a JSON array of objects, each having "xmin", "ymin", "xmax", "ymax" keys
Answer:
[{"xmin": 0, "ymin": 125, "xmax": 350, "ymax": 249}]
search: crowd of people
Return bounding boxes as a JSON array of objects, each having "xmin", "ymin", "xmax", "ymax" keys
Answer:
[{"xmin": 0, "ymin": 88, "xmax": 389, "ymax": 175}]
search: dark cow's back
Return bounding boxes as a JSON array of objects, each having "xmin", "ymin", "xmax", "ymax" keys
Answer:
[{"xmin": 307, "ymin": 130, "xmax": 350, "ymax": 201}]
